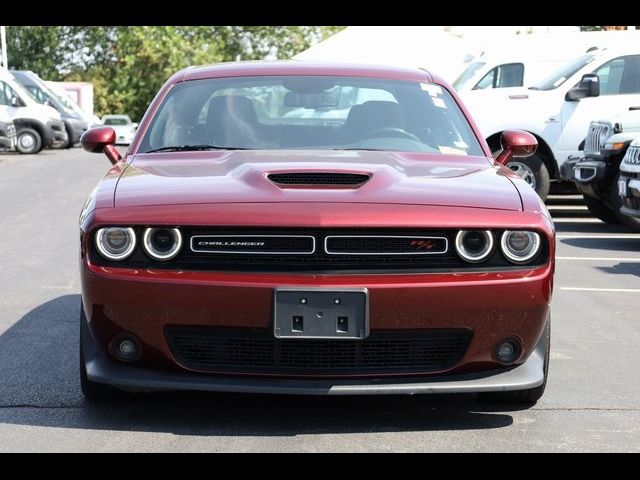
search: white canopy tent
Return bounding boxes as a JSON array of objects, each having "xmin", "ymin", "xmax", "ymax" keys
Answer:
[{"xmin": 293, "ymin": 26, "xmax": 582, "ymax": 83}]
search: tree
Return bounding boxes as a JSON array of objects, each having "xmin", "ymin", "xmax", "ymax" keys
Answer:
[{"xmin": 5, "ymin": 26, "xmax": 345, "ymax": 120}]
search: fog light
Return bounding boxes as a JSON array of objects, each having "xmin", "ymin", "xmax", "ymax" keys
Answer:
[
  {"xmin": 495, "ymin": 338, "xmax": 521, "ymax": 364},
  {"xmin": 111, "ymin": 335, "xmax": 141, "ymax": 362}
]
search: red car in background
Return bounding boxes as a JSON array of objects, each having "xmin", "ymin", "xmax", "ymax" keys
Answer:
[{"xmin": 79, "ymin": 61, "xmax": 554, "ymax": 404}]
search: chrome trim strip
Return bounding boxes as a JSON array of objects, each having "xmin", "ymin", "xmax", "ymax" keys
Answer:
[
  {"xmin": 324, "ymin": 235, "xmax": 448, "ymax": 255},
  {"xmin": 190, "ymin": 235, "xmax": 316, "ymax": 255}
]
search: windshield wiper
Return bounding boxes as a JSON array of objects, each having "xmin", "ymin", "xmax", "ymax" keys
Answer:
[
  {"xmin": 145, "ymin": 144, "xmax": 250, "ymax": 153},
  {"xmin": 334, "ymin": 148, "xmax": 386, "ymax": 151}
]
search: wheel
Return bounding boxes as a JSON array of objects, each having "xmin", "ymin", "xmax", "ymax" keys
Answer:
[
  {"xmin": 507, "ymin": 153, "xmax": 551, "ymax": 201},
  {"xmin": 15, "ymin": 127, "xmax": 42, "ymax": 154},
  {"xmin": 479, "ymin": 317, "xmax": 550, "ymax": 405},
  {"xmin": 79, "ymin": 305, "xmax": 129, "ymax": 400},
  {"xmin": 613, "ymin": 173, "xmax": 640, "ymax": 232},
  {"xmin": 583, "ymin": 194, "xmax": 620, "ymax": 224}
]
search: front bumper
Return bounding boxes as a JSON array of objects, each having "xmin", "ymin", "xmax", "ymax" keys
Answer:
[
  {"xmin": 82, "ymin": 312, "xmax": 547, "ymax": 395},
  {"xmin": 81, "ymin": 258, "xmax": 552, "ymax": 393},
  {"xmin": 45, "ymin": 119, "xmax": 68, "ymax": 147},
  {"xmin": 619, "ymin": 173, "xmax": 640, "ymax": 217},
  {"xmin": 63, "ymin": 118, "xmax": 89, "ymax": 145}
]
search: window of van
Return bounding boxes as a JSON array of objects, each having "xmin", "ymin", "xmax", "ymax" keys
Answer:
[
  {"xmin": 473, "ymin": 63, "xmax": 524, "ymax": 89},
  {"xmin": 0, "ymin": 81, "xmax": 21, "ymax": 106}
]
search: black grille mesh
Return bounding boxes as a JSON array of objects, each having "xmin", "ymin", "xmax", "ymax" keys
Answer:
[
  {"xmin": 268, "ymin": 173, "xmax": 370, "ymax": 186},
  {"xmin": 165, "ymin": 326, "xmax": 472, "ymax": 376}
]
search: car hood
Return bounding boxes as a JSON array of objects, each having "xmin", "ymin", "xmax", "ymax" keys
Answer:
[
  {"xmin": 114, "ymin": 150, "xmax": 522, "ymax": 211},
  {"xmin": 593, "ymin": 110, "xmax": 640, "ymax": 132}
]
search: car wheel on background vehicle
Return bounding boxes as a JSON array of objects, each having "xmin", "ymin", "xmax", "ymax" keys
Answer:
[
  {"xmin": 479, "ymin": 317, "xmax": 550, "ymax": 404},
  {"xmin": 15, "ymin": 128, "xmax": 42, "ymax": 154},
  {"xmin": 582, "ymin": 194, "xmax": 620, "ymax": 224},
  {"xmin": 79, "ymin": 305, "xmax": 130, "ymax": 401},
  {"xmin": 613, "ymin": 173, "xmax": 640, "ymax": 232},
  {"xmin": 507, "ymin": 153, "xmax": 551, "ymax": 201}
]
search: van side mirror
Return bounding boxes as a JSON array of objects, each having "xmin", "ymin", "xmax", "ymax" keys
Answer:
[
  {"xmin": 495, "ymin": 130, "xmax": 538, "ymax": 166},
  {"xmin": 10, "ymin": 96, "xmax": 20, "ymax": 107},
  {"xmin": 80, "ymin": 127, "xmax": 122, "ymax": 165},
  {"xmin": 566, "ymin": 73, "xmax": 600, "ymax": 101}
]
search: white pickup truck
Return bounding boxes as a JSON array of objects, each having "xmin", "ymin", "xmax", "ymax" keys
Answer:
[{"xmin": 461, "ymin": 47, "xmax": 640, "ymax": 200}]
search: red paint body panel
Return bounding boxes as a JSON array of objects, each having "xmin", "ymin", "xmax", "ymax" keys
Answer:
[
  {"xmin": 80, "ymin": 61, "xmax": 555, "ymax": 388},
  {"xmin": 114, "ymin": 151, "xmax": 521, "ymax": 211}
]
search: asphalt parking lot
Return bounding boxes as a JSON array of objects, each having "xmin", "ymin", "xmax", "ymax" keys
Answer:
[{"xmin": 0, "ymin": 147, "xmax": 639, "ymax": 452}]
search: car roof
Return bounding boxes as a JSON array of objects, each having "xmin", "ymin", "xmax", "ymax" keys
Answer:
[
  {"xmin": 175, "ymin": 60, "xmax": 437, "ymax": 84},
  {"xmin": 103, "ymin": 115, "xmax": 131, "ymax": 120}
]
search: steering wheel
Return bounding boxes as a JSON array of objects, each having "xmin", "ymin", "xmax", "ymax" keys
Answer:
[{"xmin": 360, "ymin": 127, "xmax": 422, "ymax": 142}]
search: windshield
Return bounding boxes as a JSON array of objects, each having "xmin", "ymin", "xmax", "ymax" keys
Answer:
[
  {"xmin": 530, "ymin": 53, "xmax": 597, "ymax": 91},
  {"xmin": 139, "ymin": 75, "xmax": 483, "ymax": 156},
  {"xmin": 452, "ymin": 61, "xmax": 486, "ymax": 90}
]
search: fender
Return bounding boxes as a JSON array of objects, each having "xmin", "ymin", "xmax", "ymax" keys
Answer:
[{"xmin": 12, "ymin": 117, "xmax": 54, "ymax": 147}]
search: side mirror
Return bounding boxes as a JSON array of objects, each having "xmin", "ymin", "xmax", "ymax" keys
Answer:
[
  {"xmin": 132, "ymin": 122, "xmax": 138, "ymax": 130},
  {"xmin": 80, "ymin": 127, "xmax": 122, "ymax": 165},
  {"xmin": 565, "ymin": 73, "xmax": 600, "ymax": 101},
  {"xmin": 44, "ymin": 99, "xmax": 53, "ymax": 107},
  {"xmin": 495, "ymin": 130, "xmax": 538, "ymax": 166},
  {"xmin": 9, "ymin": 96, "xmax": 20, "ymax": 107}
]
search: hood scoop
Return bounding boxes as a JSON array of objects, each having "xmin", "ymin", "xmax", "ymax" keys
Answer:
[{"xmin": 267, "ymin": 172, "xmax": 371, "ymax": 188}]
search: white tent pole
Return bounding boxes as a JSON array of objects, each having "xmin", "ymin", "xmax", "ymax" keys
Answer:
[{"xmin": 0, "ymin": 26, "xmax": 7, "ymax": 69}]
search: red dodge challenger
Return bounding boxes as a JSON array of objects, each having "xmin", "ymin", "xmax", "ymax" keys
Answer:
[{"xmin": 79, "ymin": 61, "xmax": 554, "ymax": 403}]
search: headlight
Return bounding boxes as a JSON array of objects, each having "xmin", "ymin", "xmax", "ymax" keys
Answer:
[
  {"xmin": 142, "ymin": 227, "xmax": 182, "ymax": 261},
  {"xmin": 500, "ymin": 230, "xmax": 541, "ymax": 263},
  {"xmin": 455, "ymin": 230, "xmax": 494, "ymax": 263},
  {"xmin": 95, "ymin": 227, "xmax": 136, "ymax": 261}
]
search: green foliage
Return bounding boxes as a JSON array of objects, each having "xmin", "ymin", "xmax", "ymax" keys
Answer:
[{"xmin": 5, "ymin": 26, "xmax": 345, "ymax": 121}]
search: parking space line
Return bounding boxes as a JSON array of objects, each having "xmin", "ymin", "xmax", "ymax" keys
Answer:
[
  {"xmin": 557, "ymin": 256, "xmax": 640, "ymax": 262},
  {"xmin": 561, "ymin": 287, "xmax": 640, "ymax": 293}
]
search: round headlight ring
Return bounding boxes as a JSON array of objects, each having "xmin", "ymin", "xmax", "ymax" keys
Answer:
[
  {"xmin": 142, "ymin": 227, "xmax": 183, "ymax": 261},
  {"xmin": 455, "ymin": 230, "xmax": 494, "ymax": 263},
  {"xmin": 501, "ymin": 230, "xmax": 541, "ymax": 264},
  {"xmin": 95, "ymin": 227, "xmax": 136, "ymax": 261}
]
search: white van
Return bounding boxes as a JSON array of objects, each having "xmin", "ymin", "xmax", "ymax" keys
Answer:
[
  {"xmin": 0, "ymin": 67, "xmax": 68, "ymax": 154},
  {"xmin": 460, "ymin": 46, "xmax": 640, "ymax": 200},
  {"xmin": 453, "ymin": 31, "xmax": 640, "ymax": 93}
]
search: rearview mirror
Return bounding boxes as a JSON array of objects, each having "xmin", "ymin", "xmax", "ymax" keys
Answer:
[
  {"xmin": 495, "ymin": 130, "xmax": 538, "ymax": 166},
  {"xmin": 80, "ymin": 127, "xmax": 122, "ymax": 165},
  {"xmin": 565, "ymin": 73, "xmax": 600, "ymax": 101}
]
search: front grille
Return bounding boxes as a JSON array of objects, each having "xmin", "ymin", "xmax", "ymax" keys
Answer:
[
  {"xmin": 268, "ymin": 172, "xmax": 370, "ymax": 186},
  {"xmin": 90, "ymin": 227, "xmax": 549, "ymax": 272},
  {"xmin": 165, "ymin": 326, "xmax": 472, "ymax": 376},
  {"xmin": 585, "ymin": 123, "xmax": 608, "ymax": 156},
  {"xmin": 622, "ymin": 146, "xmax": 640, "ymax": 167},
  {"xmin": 325, "ymin": 235, "xmax": 448, "ymax": 254}
]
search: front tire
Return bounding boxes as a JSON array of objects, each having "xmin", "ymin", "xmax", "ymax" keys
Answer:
[
  {"xmin": 479, "ymin": 317, "xmax": 550, "ymax": 405},
  {"xmin": 507, "ymin": 153, "xmax": 551, "ymax": 201},
  {"xmin": 15, "ymin": 128, "xmax": 42, "ymax": 154}
]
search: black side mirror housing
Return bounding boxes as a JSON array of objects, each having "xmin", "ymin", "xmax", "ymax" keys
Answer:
[
  {"xmin": 566, "ymin": 73, "xmax": 600, "ymax": 101},
  {"xmin": 9, "ymin": 96, "xmax": 20, "ymax": 107}
]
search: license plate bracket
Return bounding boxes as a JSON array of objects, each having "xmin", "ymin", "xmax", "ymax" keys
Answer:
[{"xmin": 273, "ymin": 288, "xmax": 369, "ymax": 339}]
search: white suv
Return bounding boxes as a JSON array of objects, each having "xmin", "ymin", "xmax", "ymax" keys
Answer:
[{"xmin": 461, "ymin": 47, "xmax": 640, "ymax": 200}]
